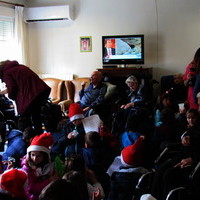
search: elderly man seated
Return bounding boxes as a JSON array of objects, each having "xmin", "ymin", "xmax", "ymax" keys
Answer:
[{"xmin": 78, "ymin": 70, "xmax": 107, "ymax": 117}]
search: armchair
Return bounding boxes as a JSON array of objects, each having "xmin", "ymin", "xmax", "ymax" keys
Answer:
[
  {"xmin": 42, "ymin": 78, "xmax": 64, "ymax": 104},
  {"xmin": 58, "ymin": 78, "xmax": 118, "ymax": 117},
  {"xmin": 58, "ymin": 77, "xmax": 90, "ymax": 113}
]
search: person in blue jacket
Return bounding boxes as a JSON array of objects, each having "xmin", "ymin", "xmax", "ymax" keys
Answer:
[{"xmin": 2, "ymin": 123, "xmax": 35, "ymax": 170}]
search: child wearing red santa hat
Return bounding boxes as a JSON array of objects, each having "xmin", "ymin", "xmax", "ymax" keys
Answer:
[
  {"xmin": 0, "ymin": 168, "xmax": 28, "ymax": 200},
  {"xmin": 106, "ymin": 136, "xmax": 149, "ymax": 200},
  {"xmin": 21, "ymin": 132, "xmax": 59, "ymax": 200},
  {"xmin": 51, "ymin": 103, "xmax": 102, "ymax": 159}
]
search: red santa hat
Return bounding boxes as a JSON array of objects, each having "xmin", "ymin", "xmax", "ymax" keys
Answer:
[
  {"xmin": 27, "ymin": 132, "xmax": 54, "ymax": 155},
  {"xmin": 0, "ymin": 168, "xmax": 27, "ymax": 199},
  {"xmin": 68, "ymin": 103, "xmax": 84, "ymax": 122},
  {"xmin": 121, "ymin": 136, "xmax": 145, "ymax": 166}
]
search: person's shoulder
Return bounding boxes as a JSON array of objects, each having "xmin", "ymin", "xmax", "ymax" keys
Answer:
[
  {"xmin": 7, "ymin": 129, "xmax": 22, "ymax": 140},
  {"xmin": 184, "ymin": 63, "xmax": 194, "ymax": 72}
]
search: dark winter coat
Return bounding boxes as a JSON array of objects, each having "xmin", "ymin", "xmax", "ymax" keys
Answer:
[
  {"xmin": 107, "ymin": 169, "xmax": 143, "ymax": 200},
  {"xmin": 1, "ymin": 61, "xmax": 50, "ymax": 114}
]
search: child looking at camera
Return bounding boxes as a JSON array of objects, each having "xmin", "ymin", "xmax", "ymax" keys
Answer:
[{"xmin": 21, "ymin": 132, "xmax": 59, "ymax": 200}]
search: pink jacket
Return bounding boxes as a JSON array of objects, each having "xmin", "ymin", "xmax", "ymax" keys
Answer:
[{"xmin": 21, "ymin": 156, "xmax": 54, "ymax": 200}]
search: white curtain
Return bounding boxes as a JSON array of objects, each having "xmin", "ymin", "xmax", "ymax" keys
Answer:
[{"xmin": 14, "ymin": 6, "xmax": 29, "ymax": 65}]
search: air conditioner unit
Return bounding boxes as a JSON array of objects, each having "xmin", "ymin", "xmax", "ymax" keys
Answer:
[{"xmin": 24, "ymin": 5, "xmax": 73, "ymax": 23}]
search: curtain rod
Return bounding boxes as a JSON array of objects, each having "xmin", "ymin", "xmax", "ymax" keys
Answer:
[{"xmin": 0, "ymin": 1, "xmax": 24, "ymax": 7}]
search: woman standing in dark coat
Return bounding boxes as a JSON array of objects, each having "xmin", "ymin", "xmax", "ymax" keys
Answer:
[{"xmin": 0, "ymin": 60, "xmax": 51, "ymax": 134}]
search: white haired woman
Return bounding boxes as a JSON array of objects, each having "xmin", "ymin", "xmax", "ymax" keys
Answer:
[{"xmin": 112, "ymin": 75, "xmax": 148, "ymax": 136}]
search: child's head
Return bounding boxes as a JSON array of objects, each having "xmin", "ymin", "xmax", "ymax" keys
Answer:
[
  {"xmin": 39, "ymin": 179, "xmax": 76, "ymax": 200},
  {"xmin": 186, "ymin": 109, "xmax": 200, "ymax": 127},
  {"xmin": 126, "ymin": 114, "xmax": 142, "ymax": 132},
  {"xmin": 62, "ymin": 170, "xmax": 89, "ymax": 200},
  {"xmin": 160, "ymin": 92, "xmax": 173, "ymax": 107},
  {"xmin": 29, "ymin": 151, "xmax": 49, "ymax": 167},
  {"xmin": 17, "ymin": 116, "xmax": 32, "ymax": 132},
  {"xmin": 68, "ymin": 103, "xmax": 84, "ymax": 126},
  {"xmin": 56, "ymin": 118, "xmax": 69, "ymax": 132},
  {"xmin": 27, "ymin": 132, "xmax": 54, "ymax": 166},
  {"xmin": 159, "ymin": 88, "xmax": 176, "ymax": 108},
  {"xmin": 22, "ymin": 127, "xmax": 35, "ymax": 144},
  {"xmin": 121, "ymin": 136, "xmax": 145, "ymax": 167},
  {"xmin": 0, "ymin": 169, "xmax": 27, "ymax": 199},
  {"xmin": 84, "ymin": 131, "xmax": 101, "ymax": 148},
  {"xmin": 65, "ymin": 154, "xmax": 86, "ymax": 174}
]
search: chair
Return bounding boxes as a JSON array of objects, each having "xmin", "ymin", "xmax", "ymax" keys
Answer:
[
  {"xmin": 42, "ymin": 78, "xmax": 64, "ymax": 104},
  {"xmin": 58, "ymin": 77, "xmax": 90, "ymax": 112},
  {"xmin": 58, "ymin": 78, "xmax": 118, "ymax": 112},
  {"xmin": 165, "ymin": 161, "xmax": 200, "ymax": 200},
  {"xmin": 66, "ymin": 77, "xmax": 91, "ymax": 103},
  {"xmin": 58, "ymin": 78, "xmax": 118, "ymax": 125}
]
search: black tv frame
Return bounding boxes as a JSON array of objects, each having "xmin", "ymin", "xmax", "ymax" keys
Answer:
[{"xmin": 102, "ymin": 34, "xmax": 144, "ymax": 66}]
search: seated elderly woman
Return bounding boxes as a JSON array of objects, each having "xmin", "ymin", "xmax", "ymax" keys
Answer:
[
  {"xmin": 112, "ymin": 75, "xmax": 149, "ymax": 136},
  {"xmin": 121, "ymin": 75, "xmax": 146, "ymax": 110}
]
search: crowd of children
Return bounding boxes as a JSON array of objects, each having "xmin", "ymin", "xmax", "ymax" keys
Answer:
[{"xmin": 1, "ymin": 50, "xmax": 200, "ymax": 200}]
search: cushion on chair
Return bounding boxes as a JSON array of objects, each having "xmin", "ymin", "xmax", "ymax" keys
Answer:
[
  {"xmin": 103, "ymin": 82, "xmax": 118, "ymax": 101},
  {"xmin": 71, "ymin": 78, "xmax": 91, "ymax": 102},
  {"xmin": 42, "ymin": 78, "xmax": 64, "ymax": 104}
]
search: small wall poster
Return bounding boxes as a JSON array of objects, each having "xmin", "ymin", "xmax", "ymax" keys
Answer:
[{"xmin": 80, "ymin": 36, "xmax": 92, "ymax": 52}]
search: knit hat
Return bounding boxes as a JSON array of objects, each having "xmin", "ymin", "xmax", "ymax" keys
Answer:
[
  {"xmin": 68, "ymin": 103, "xmax": 84, "ymax": 122},
  {"xmin": 121, "ymin": 136, "xmax": 144, "ymax": 166},
  {"xmin": 27, "ymin": 132, "xmax": 54, "ymax": 155},
  {"xmin": 0, "ymin": 168, "xmax": 27, "ymax": 199}
]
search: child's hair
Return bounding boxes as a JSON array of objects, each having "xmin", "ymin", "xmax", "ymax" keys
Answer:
[
  {"xmin": 17, "ymin": 116, "xmax": 32, "ymax": 132},
  {"xmin": 56, "ymin": 118, "xmax": 69, "ymax": 132},
  {"xmin": 22, "ymin": 127, "xmax": 35, "ymax": 142},
  {"xmin": 126, "ymin": 114, "xmax": 142, "ymax": 132},
  {"xmin": 186, "ymin": 109, "xmax": 200, "ymax": 124},
  {"xmin": 39, "ymin": 179, "xmax": 76, "ymax": 200},
  {"xmin": 63, "ymin": 170, "xmax": 89, "ymax": 200},
  {"xmin": 84, "ymin": 131, "xmax": 101, "ymax": 148},
  {"xmin": 186, "ymin": 108, "xmax": 199, "ymax": 117},
  {"xmin": 65, "ymin": 154, "xmax": 86, "ymax": 174}
]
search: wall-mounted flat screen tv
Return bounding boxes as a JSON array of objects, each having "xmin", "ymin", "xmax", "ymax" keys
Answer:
[{"xmin": 102, "ymin": 34, "xmax": 144, "ymax": 65}]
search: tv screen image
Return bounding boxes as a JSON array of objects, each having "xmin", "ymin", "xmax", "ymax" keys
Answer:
[{"xmin": 102, "ymin": 35, "xmax": 144, "ymax": 65}]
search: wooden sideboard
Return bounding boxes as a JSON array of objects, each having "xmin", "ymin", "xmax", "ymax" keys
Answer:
[
  {"xmin": 97, "ymin": 67, "xmax": 152, "ymax": 79},
  {"xmin": 97, "ymin": 67, "xmax": 153, "ymax": 97}
]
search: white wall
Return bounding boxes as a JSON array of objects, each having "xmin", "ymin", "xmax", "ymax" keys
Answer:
[{"xmin": 25, "ymin": 0, "xmax": 200, "ymax": 81}]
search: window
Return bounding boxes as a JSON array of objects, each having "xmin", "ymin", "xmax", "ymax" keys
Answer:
[
  {"xmin": 0, "ymin": 17, "xmax": 16, "ymax": 61},
  {"xmin": 0, "ymin": 18, "xmax": 13, "ymax": 40}
]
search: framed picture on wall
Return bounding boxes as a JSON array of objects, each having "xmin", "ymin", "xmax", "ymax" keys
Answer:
[{"xmin": 80, "ymin": 36, "xmax": 92, "ymax": 52}]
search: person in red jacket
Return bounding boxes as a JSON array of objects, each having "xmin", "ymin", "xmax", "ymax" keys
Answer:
[{"xmin": 0, "ymin": 60, "xmax": 51, "ymax": 134}]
